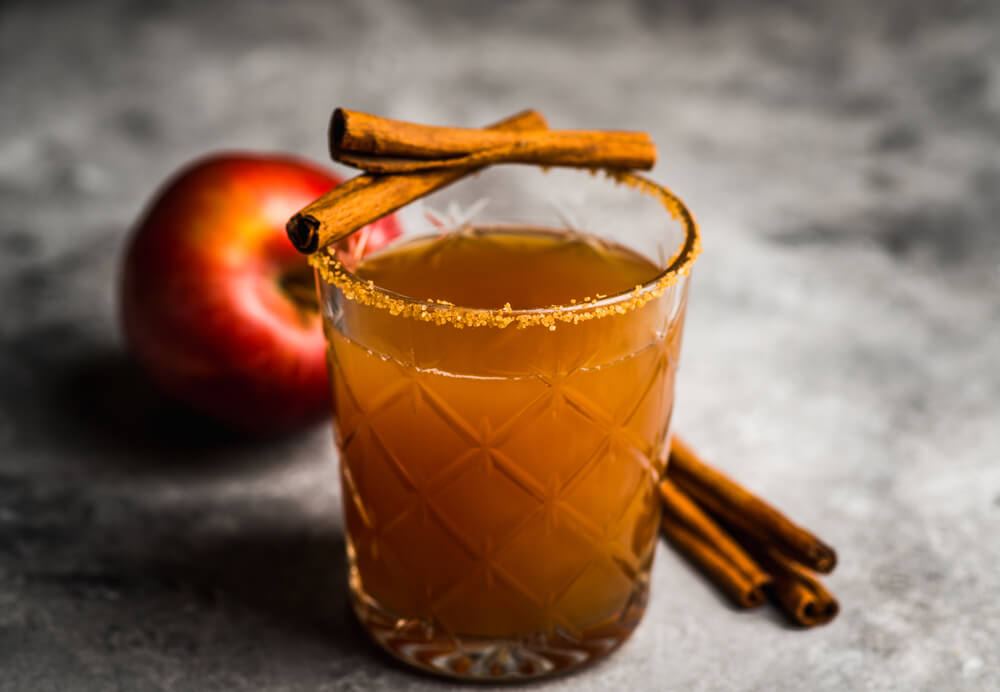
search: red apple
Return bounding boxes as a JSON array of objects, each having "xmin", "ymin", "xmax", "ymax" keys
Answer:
[{"xmin": 121, "ymin": 152, "xmax": 400, "ymax": 434}]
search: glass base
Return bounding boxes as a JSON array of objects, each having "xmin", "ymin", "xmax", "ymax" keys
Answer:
[{"xmin": 349, "ymin": 568, "xmax": 648, "ymax": 681}]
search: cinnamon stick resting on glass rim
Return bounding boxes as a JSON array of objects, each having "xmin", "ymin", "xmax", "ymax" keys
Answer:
[
  {"xmin": 286, "ymin": 109, "xmax": 549, "ymax": 254},
  {"xmin": 287, "ymin": 108, "xmax": 655, "ymax": 253},
  {"xmin": 329, "ymin": 108, "xmax": 656, "ymax": 174}
]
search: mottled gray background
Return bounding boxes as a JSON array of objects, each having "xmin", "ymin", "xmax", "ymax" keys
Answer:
[{"xmin": 1, "ymin": 0, "xmax": 999, "ymax": 690}]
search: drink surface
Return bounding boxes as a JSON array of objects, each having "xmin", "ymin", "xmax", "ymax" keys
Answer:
[
  {"xmin": 354, "ymin": 226, "xmax": 659, "ymax": 309},
  {"xmin": 324, "ymin": 227, "xmax": 688, "ymax": 671}
]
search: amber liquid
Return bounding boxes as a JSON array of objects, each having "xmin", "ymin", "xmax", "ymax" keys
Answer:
[{"xmin": 324, "ymin": 227, "xmax": 688, "ymax": 677}]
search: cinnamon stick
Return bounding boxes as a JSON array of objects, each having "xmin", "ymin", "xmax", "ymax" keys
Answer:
[
  {"xmin": 748, "ymin": 543, "xmax": 840, "ymax": 627},
  {"xmin": 659, "ymin": 479, "xmax": 770, "ymax": 608},
  {"xmin": 667, "ymin": 437, "xmax": 838, "ymax": 573},
  {"xmin": 286, "ymin": 109, "xmax": 548, "ymax": 254},
  {"xmin": 330, "ymin": 108, "xmax": 656, "ymax": 174}
]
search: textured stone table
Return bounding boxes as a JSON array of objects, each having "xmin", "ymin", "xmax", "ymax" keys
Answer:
[{"xmin": 1, "ymin": 1, "xmax": 998, "ymax": 690}]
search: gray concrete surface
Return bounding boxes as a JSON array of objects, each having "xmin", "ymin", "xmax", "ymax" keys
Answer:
[{"xmin": 2, "ymin": 1, "xmax": 999, "ymax": 689}]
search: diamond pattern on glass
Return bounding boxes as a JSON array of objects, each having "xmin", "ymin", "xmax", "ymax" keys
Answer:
[
  {"xmin": 329, "ymin": 321, "xmax": 676, "ymax": 639},
  {"xmin": 431, "ymin": 559, "xmax": 549, "ymax": 638},
  {"xmin": 561, "ymin": 436, "xmax": 647, "ymax": 533},
  {"xmin": 493, "ymin": 511, "xmax": 600, "ymax": 633},
  {"xmin": 349, "ymin": 425, "xmax": 418, "ymax": 534},
  {"xmin": 430, "ymin": 448, "xmax": 543, "ymax": 557},
  {"xmin": 497, "ymin": 388, "xmax": 609, "ymax": 494},
  {"xmin": 376, "ymin": 501, "xmax": 480, "ymax": 613},
  {"xmin": 554, "ymin": 556, "xmax": 638, "ymax": 632},
  {"xmin": 365, "ymin": 382, "xmax": 479, "ymax": 491}
]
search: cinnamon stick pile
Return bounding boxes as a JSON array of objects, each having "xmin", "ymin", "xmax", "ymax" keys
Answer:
[
  {"xmin": 660, "ymin": 437, "xmax": 839, "ymax": 627},
  {"xmin": 286, "ymin": 108, "xmax": 654, "ymax": 253}
]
